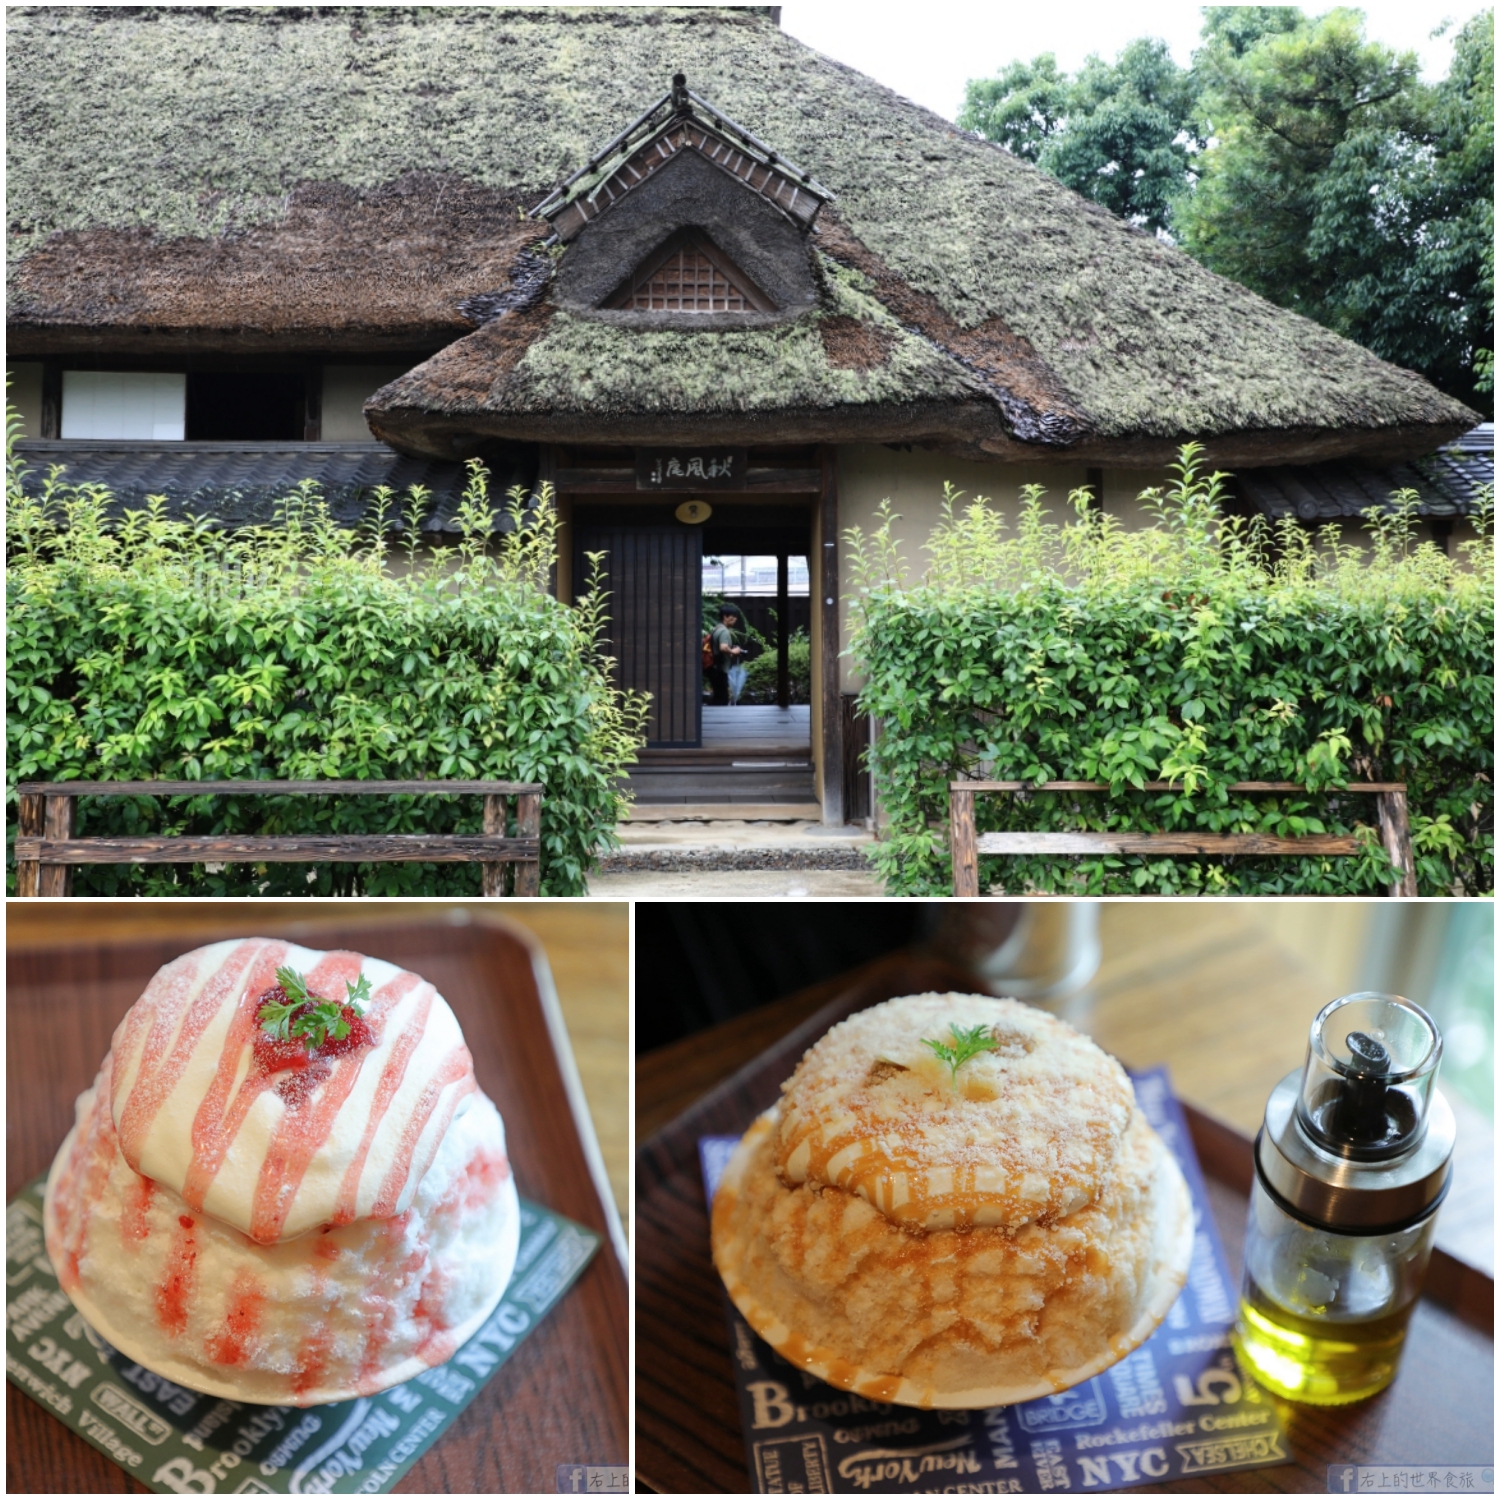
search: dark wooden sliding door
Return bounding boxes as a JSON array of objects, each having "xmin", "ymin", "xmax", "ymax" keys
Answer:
[{"xmin": 577, "ymin": 521, "xmax": 702, "ymax": 747}]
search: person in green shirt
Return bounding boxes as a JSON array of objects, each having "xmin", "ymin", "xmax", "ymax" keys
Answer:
[{"xmin": 708, "ymin": 605, "xmax": 743, "ymax": 705}]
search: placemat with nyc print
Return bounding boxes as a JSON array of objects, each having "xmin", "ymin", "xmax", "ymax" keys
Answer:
[
  {"xmin": 7, "ymin": 1177, "xmax": 597, "ymax": 1494},
  {"xmin": 700, "ymin": 1068, "xmax": 1290, "ymax": 1494}
]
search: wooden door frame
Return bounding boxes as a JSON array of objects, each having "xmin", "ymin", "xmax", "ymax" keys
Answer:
[
  {"xmin": 544, "ymin": 442, "xmax": 838, "ymax": 815},
  {"xmin": 817, "ymin": 444, "xmax": 842, "ymax": 825}
]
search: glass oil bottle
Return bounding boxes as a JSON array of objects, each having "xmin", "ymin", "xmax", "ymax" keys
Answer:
[{"xmin": 1233, "ymin": 993, "xmax": 1453, "ymax": 1405}]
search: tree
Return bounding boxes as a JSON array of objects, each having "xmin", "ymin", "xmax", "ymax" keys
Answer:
[
  {"xmin": 960, "ymin": 7, "xmax": 1494, "ymax": 413},
  {"xmin": 1039, "ymin": 40, "xmax": 1203, "ymax": 233},
  {"xmin": 960, "ymin": 41, "xmax": 1200, "ymax": 234},
  {"xmin": 1179, "ymin": 8, "xmax": 1493, "ymax": 414},
  {"xmin": 958, "ymin": 54, "xmax": 1070, "ymax": 164}
]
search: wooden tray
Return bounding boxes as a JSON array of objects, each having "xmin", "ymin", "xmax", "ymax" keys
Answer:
[
  {"xmin": 636, "ymin": 953, "xmax": 1494, "ymax": 1494},
  {"xmin": 7, "ymin": 917, "xmax": 628, "ymax": 1495}
]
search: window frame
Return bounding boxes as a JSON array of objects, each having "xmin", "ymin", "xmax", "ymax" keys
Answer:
[{"xmin": 603, "ymin": 229, "xmax": 777, "ymax": 314}]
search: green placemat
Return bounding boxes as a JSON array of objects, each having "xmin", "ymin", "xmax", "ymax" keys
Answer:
[{"xmin": 7, "ymin": 1175, "xmax": 598, "ymax": 1493}]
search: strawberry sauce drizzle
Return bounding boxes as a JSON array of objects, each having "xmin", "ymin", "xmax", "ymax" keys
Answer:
[
  {"xmin": 156, "ymin": 1215, "xmax": 198, "ymax": 1338},
  {"xmin": 177, "ymin": 942, "xmax": 294, "ymax": 1212},
  {"xmin": 121, "ymin": 1172, "xmax": 156, "ymax": 1246},
  {"xmin": 206, "ymin": 1270, "xmax": 266, "ymax": 1367},
  {"xmin": 245, "ymin": 960, "xmax": 410, "ymax": 1244},
  {"xmin": 332, "ymin": 979, "xmax": 432, "ymax": 1224},
  {"xmin": 370, "ymin": 1047, "xmax": 477, "ymax": 1219},
  {"xmin": 180, "ymin": 947, "xmax": 345, "ymax": 1218},
  {"xmin": 52, "ymin": 1055, "xmax": 122, "ymax": 1292},
  {"xmin": 115, "ymin": 945, "xmax": 260, "ymax": 1170},
  {"xmin": 292, "ymin": 1320, "xmax": 334, "ymax": 1399}
]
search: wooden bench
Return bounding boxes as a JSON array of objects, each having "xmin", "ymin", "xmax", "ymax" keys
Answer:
[
  {"xmin": 949, "ymin": 781, "xmax": 1417, "ymax": 898},
  {"xmin": 13, "ymin": 780, "xmax": 543, "ymax": 898}
]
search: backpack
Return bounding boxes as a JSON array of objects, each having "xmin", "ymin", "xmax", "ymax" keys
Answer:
[{"xmin": 702, "ymin": 632, "xmax": 714, "ymax": 670}]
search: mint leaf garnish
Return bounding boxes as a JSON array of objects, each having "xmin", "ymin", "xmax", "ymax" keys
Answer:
[
  {"xmin": 921, "ymin": 1023, "xmax": 1001, "ymax": 1087},
  {"xmin": 258, "ymin": 967, "xmax": 361, "ymax": 1052},
  {"xmin": 345, "ymin": 972, "xmax": 372, "ymax": 1013}
]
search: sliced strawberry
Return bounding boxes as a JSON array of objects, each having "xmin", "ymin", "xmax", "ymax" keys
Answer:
[
  {"xmin": 252, "ymin": 987, "xmax": 374, "ymax": 1077},
  {"xmin": 321, "ymin": 1004, "xmax": 374, "ymax": 1058}
]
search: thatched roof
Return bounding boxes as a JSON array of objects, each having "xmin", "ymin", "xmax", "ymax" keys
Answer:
[{"xmin": 8, "ymin": 6, "xmax": 1478, "ymax": 464}]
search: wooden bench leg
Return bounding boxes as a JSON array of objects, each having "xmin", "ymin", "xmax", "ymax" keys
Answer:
[
  {"xmin": 515, "ymin": 791, "xmax": 541, "ymax": 897},
  {"xmin": 15, "ymin": 792, "xmax": 45, "ymax": 896},
  {"xmin": 1378, "ymin": 789, "xmax": 1418, "ymax": 898},
  {"xmin": 482, "ymin": 795, "xmax": 508, "ymax": 898},
  {"xmin": 950, "ymin": 787, "xmax": 979, "ymax": 898},
  {"xmin": 38, "ymin": 794, "xmax": 76, "ymax": 897}
]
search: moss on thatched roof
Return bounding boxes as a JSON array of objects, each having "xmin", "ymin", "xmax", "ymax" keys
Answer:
[
  {"xmin": 371, "ymin": 256, "xmax": 987, "ymax": 447},
  {"xmin": 7, "ymin": 5, "xmax": 1477, "ymax": 457}
]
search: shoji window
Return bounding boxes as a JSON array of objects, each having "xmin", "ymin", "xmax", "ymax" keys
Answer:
[{"xmin": 60, "ymin": 371, "xmax": 186, "ymax": 440}]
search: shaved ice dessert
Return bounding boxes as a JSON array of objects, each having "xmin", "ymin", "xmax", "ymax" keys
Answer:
[
  {"xmin": 44, "ymin": 938, "xmax": 520, "ymax": 1405},
  {"xmin": 712, "ymin": 993, "xmax": 1193, "ymax": 1409}
]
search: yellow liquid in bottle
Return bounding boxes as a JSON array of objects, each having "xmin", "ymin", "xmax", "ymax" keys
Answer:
[{"xmin": 1233, "ymin": 1274, "xmax": 1415, "ymax": 1405}]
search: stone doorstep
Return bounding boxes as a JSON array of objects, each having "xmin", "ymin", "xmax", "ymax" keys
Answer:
[
  {"xmin": 587, "ymin": 868, "xmax": 886, "ymax": 897},
  {"xmin": 608, "ymin": 813, "xmax": 876, "ymax": 874},
  {"xmin": 615, "ymin": 818, "xmax": 874, "ymax": 853},
  {"xmin": 624, "ymin": 802, "xmax": 823, "ymax": 822}
]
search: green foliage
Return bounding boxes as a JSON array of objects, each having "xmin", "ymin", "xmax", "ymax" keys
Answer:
[
  {"xmin": 962, "ymin": 7, "xmax": 1495, "ymax": 413},
  {"xmin": 960, "ymin": 40, "xmax": 1200, "ymax": 233},
  {"xmin": 920, "ymin": 1023, "xmax": 1001, "ymax": 1088},
  {"xmin": 847, "ymin": 448, "xmax": 1493, "ymax": 897},
  {"xmin": 957, "ymin": 54, "xmax": 1071, "ymax": 164},
  {"xmin": 1181, "ymin": 8, "xmax": 1494, "ymax": 415},
  {"xmin": 259, "ymin": 966, "xmax": 361, "ymax": 1050},
  {"xmin": 6, "ymin": 447, "xmax": 648, "ymax": 896},
  {"xmin": 742, "ymin": 627, "xmax": 811, "ymax": 705}
]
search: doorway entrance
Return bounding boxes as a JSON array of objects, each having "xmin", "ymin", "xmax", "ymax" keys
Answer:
[{"xmin": 557, "ymin": 444, "xmax": 826, "ymax": 810}]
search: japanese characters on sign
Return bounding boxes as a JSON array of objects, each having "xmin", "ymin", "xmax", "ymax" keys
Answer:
[{"xmin": 636, "ymin": 449, "xmax": 748, "ymax": 491}]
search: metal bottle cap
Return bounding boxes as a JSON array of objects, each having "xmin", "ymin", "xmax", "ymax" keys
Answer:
[
  {"xmin": 1258, "ymin": 1073, "xmax": 1454, "ymax": 1232},
  {"xmin": 1258, "ymin": 991, "xmax": 1454, "ymax": 1233}
]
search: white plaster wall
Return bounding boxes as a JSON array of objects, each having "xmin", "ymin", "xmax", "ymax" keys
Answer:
[
  {"xmin": 835, "ymin": 445, "xmax": 1175, "ymax": 689},
  {"xmin": 7, "ymin": 363, "xmax": 44, "ymax": 437},
  {"xmin": 321, "ymin": 365, "xmax": 411, "ymax": 441}
]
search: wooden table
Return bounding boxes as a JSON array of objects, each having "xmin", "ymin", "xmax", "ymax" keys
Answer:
[
  {"xmin": 5, "ymin": 901, "xmax": 629, "ymax": 1227},
  {"xmin": 8, "ymin": 915, "xmax": 629, "ymax": 1494},
  {"xmin": 635, "ymin": 915, "xmax": 1494, "ymax": 1494}
]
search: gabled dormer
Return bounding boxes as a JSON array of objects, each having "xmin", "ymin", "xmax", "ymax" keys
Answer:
[{"xmin": 533, "ymin": 75, "xmax": 832, "ymax": 328}]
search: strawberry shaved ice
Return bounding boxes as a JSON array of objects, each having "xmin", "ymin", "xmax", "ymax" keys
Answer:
[{"xmin": 43, "ymin": 938, "xmax": 520, "ymax": 1405}]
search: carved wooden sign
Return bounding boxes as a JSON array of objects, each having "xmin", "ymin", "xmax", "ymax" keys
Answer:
[{"xmin": 636, "ymin": 448, "xmax": 748, "ymax": 491}]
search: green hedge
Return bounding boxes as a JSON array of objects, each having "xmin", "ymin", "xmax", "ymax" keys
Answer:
[
  {"xmin": 847, "ymin": 449, "xmax": 1493, "ymax": 896},
  {"xmin": 7, "ymin": 448, "xmax": 646, "ymax": 895}
]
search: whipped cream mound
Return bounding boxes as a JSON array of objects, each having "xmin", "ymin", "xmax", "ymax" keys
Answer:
[
  {"xmin": 775, "ymin": 993, "xmax": 1135, "ymax": 1231},
  {"xmin": 107, "ymin": 938, "xmax": 476, "ymax": 1244}
]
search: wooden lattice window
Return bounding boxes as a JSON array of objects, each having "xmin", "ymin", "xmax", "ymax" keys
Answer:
[{"xmin": 606, "ymin": 233, "xmax": 774, "ymax": 313}]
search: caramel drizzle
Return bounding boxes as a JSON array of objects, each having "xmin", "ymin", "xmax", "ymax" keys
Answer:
[{"xmin": 778, "ymin": 1105, "xmax": 1103, "ymax": 1229}]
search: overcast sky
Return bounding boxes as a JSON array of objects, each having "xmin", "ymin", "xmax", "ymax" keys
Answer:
[{"xmin": 778, "ymin": 1, "xmax": 1492, "ymax": 121}]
